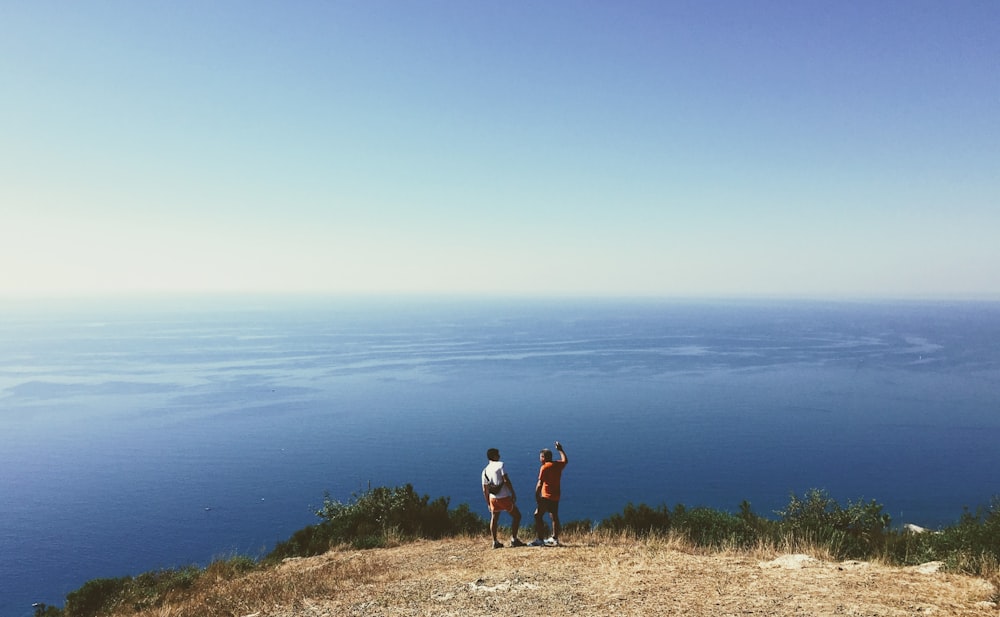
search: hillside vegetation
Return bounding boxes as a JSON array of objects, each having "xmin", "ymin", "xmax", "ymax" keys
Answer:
[{"xmin": 33, "ymin": 486, "xmax": 1000, "ymax": 617}]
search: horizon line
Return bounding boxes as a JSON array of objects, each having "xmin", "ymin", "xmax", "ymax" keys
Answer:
[{"xmin": 2, "ymin": 290, "xmax": 999, "ymax": 305}]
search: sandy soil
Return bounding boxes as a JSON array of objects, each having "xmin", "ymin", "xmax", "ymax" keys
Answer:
[{"xmin": 262, "ymin": 535, "xmax": 997, "ymax": 617}]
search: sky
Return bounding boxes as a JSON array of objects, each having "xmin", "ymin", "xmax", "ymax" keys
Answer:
[{"xmin": 1, "ymin": 1, "xmax": 998, "ymax": 300}]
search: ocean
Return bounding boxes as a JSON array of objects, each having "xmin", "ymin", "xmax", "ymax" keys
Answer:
[{"xmin": 2, "ymin": 296, "xmax": 999, "ymax": 616}]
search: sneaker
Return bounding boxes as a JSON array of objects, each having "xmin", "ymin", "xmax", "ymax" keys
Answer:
[
  {"xmin": 492, "ymin": 540, "xmax": 504, "ymax": 549},
  {"xmin": 544, "ymin": 537, "xmax": 560, "ymax": 546},
  {"xmin": 510, "ymin": 538, "xmax": 527, "ymax": 547},
  {"xmin": 528, "ymin": 538, "xmax": 546, "ymax": 547}
]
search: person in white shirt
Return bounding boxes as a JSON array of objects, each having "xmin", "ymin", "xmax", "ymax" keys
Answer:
[{"xmin": 482, "ymin": 448, "xmax": 526, "ymax": 548}]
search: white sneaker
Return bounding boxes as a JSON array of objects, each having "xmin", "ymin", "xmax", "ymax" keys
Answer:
[{"xmin": 544, "ymin": 537, "xmax": 560, "ymax": 546}]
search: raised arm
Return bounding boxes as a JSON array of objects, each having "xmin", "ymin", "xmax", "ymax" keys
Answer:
[{"xmin": 555, "ymin": 440, "xmax": 567, "ymax": 463}]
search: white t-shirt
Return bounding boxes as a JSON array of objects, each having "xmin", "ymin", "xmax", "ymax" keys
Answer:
[{"xmin": 482, "ymin": 460, "xmax": 512, "ymax": 499}]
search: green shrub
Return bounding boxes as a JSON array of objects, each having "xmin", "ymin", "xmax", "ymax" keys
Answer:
[
  {"xmin": 268, "ymin": 522, "xmax": 337, "ymax": 560},
  {"xmin": 882, "ymin": 527, "xmax": 939, "ymax": 566},
  {"xmin": 598, "ymin": 493, "xmax": 896, "ymax": 556},
  {"xmin": 267, "ymin": 484, "xmax": 487, "ymax": 560},
  {"xmin": 914, "ymin": 498, "xmax": 1000, "ymax": 574},
  {"xmin": 599, "ymin": 502, "xmax": 671, "ymax": 536},
  {"xmin": 599, "ymin": 500, "xmax": 767, "ymax": 548},
  {"xmin": 136, "ymin": 566, "xmax": 200, "ymax": 609},
  {"xmin": 777, "ymin": 489, "xmax": 891, "ymax": 559},
  {"xmin": 674, "ymin": 506, "xmax": 755, "ymax": 548},
  {"xmin": 62, "ymin": 565, "xmax": 204, "ymax": 617},
  {"xmin": 448, "ymin": 502, "xmax": 490, "ymax": 536},
  {"xmin": 64, "ymin": 577, "xmax": 127, "ymax": 617}
]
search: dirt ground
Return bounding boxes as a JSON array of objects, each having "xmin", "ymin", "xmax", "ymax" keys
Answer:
[{"xmin": 264, "ymin": 535, "xmax": 998, "ymax": 617}]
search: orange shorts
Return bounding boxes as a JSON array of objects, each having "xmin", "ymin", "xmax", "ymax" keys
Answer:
[{"xmin": 489, "ymin": 496, "xmax": 515, "ymax": 513}]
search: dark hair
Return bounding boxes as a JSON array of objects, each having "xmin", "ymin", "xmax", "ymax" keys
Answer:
[
  {"xmin": 540, "ymin": 448, "xmax": 553, "ymax": 462},
  {"xmin": 487, "ymin": 448, "xmax": 500, "ymax": 461}
]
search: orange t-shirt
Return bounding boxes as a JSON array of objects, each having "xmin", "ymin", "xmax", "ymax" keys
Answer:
[{"xmin": 538, "ymin": 460, "xmax": 567, "ymax": 500}]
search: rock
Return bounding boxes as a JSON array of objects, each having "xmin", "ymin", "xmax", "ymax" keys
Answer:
[
  {"xmin": 908, "ymin": 561, "xmax": 944, "ymax": 574},
  {"xmin": 759, "ymin": 554, "xmax": 820, "ymax": 569}
]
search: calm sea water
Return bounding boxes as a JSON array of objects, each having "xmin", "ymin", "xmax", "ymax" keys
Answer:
[{"xmin": 2, "ymin": 296, "xmax": 999, "ymax": 616}]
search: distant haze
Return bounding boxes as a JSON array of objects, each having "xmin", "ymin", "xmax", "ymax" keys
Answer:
[{"xmin": 2, "ymin": 3, "xmax": 998, "ymax": 299}]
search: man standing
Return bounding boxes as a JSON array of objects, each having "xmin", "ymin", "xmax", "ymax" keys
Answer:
[
  {"xmin": 482, "ymin": 447, "xmax": 526, "ymax": 549},
  {"xmin": 531, "ymin": 440, "xmax": 568, "ymax": 547}
]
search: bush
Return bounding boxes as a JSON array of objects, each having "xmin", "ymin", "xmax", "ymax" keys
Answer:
[
  {"xmin": 267, "ymin": 484, "xmax": 487, "ymax": 560},
  {"xmin": 914, "ymin": 498, "xmax": 1000, "ymax": 574},
  {"xmin": 599, "ymin": 502, "xmax": 671, "ymax": 536},
  {"xmin": 674, "ymin": 506, "xmax": 755, "ymax": 548},
  {"xmin": 777, "ymin": 489, "xmax": 891, "ymax": 559},
  {"xmin": 267, "ymin": 522, "xmax": 337, "ymax": 560},
  {"xmin": 448, "ymin": 502, "xmax": 490, "ymax": 536},
  {"xmin": 599, "ymin": 500, "xmax": 768, "ymax": 549},
  {"xmin": 62, "ymin": 565, "xmax": 203, "ymax": 617},
  {"xmin": 598, "ymin": 493, "xmax": 897, "ymax": 555},
  {"xmin": 64, "ymin": 577, "xmax": 127, "ymax": 617}
]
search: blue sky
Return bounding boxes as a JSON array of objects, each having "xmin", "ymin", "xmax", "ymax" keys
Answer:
[{"xmin": 2, "ymin": 1, "xmax": 997, "ymax": 299}]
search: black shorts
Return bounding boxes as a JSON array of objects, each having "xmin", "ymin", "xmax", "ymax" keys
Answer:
[{"xmin": 536, "ymin": 497, "xmax": 559, "ymax": 516}]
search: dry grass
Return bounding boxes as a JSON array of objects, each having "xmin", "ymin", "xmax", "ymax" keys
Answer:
[{"xmin": 107, "ymin": 531, "xmax": 998, "ymax": 617}]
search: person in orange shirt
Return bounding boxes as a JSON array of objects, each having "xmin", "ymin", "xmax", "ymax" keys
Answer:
[{"xmin": 530, "ymin": 440, "xmax": 568, "ymax": 546}]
